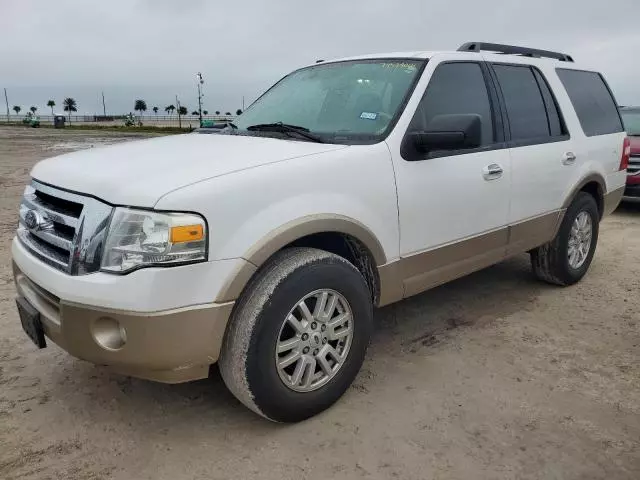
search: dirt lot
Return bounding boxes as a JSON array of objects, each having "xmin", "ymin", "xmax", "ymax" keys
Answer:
[{"xmin": 0, "ymin": 126, "xmax": 638, "ymax": 480}]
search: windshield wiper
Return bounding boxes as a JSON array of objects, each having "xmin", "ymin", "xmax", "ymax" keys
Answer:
[{"xmin": 246, "ymin": 122, "xmax": 325, "ymax": 143}]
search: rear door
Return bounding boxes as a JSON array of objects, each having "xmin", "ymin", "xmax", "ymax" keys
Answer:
[{"xmin": 490, "ymin": 63, "xmax": 572, "ymax": 233}]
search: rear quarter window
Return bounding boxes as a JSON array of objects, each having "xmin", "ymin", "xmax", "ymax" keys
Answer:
[{"xmin": 556, "ymin": 69, "xmax": 624, "ymax": 137}]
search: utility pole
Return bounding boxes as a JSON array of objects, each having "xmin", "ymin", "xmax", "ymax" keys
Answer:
[
  {"xmin": 242, "ymin": 96, "xmax": 245, "ymax": 111},
  {"xmin": 176, "ymin": 95, "xmax": 182, "ymax": 129},
  {"xmin": 4, "ymin": 88, "xmax": 9, "ymax": 122},
  {"xmin": 196, "ymin": 72, "xmax": 204, "ymax": 125},
  {"xmin": 102, "ymin": 91, "xmax": 106, "ymax": 116}
]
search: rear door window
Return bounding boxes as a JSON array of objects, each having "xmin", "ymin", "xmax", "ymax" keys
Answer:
[
  {"xmin": 493, "ymin": 64, "xmax": 551, "ymax": 142},
  {"xmin": 533, "ymin": 69, "xmax": 566, "ymax": 137},
  {"xmin": 556, "ymin": 69, "xmax": 624, "ymax": 137}
]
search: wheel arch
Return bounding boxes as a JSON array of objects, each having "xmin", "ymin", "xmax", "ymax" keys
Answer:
[
  {"xmin": 562, "ymin": 174, "xmax": 606, "ymax": 219},
  {"xmin": 214, "ymin": 215, "xmax": 388, "ymax": 305}
]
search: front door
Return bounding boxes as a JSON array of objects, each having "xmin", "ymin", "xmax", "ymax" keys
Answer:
[{"xmin": 387, "ymin": 59, "xmax": 511, "ymax": 297}]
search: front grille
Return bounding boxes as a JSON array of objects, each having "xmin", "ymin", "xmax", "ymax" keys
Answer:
[
  {"xmin": 34, "ymin": 189, "xmax": 84, "ymax": 218},
  {"xmin": 17, "ymin": 180, "xmax": 113, "ymax": 275},
  {"xmin": 628, "ymin": 155, "xmax": 640, "ymax": 176}
]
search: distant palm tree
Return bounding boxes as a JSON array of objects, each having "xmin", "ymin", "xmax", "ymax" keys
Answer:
[
  {"xmin": 152, "ymin": 106, "xmax": 159, "ymax": 115},
  {"xmin": 165, "ymin": 105, "xmax": 175, "ymax": 115},
  {"xmin": 236, "ymin": 109, "xmax": 242, "ymax": 116},
  {"xmin": 178, "ymin": 106, "xmax": 188, "ymax": 116},
  {"xmin": 47, "ymin": 100, "xmax": 55, "ymax": 115},
  {"xmin": 134, "ymin": 99, "xmax": 147, "ymax": 118},
  {"xmin": 203, "ymin": 110, "xmax": 208, "ymax": 115},
  {"xmin": 191, "ymin": 110, "xmax": 199, "ymax": 116},
  {"xmin": 12, "ymin": 105, "xmax": 21, "ymax": 116},
  {"xmin": 215, "ymin": 110, "xmax": 220, "ymax": 115},
  {"xmin": 63, "ymin": 97, "xmax": 77, "ymax": 122},
  {"xmin": 225, "ymin": 112, "xmax": 231, "ymax": 116},
  {"xmin": 30, "ymin": 106, "xmax": 38, "ymax": 114}
]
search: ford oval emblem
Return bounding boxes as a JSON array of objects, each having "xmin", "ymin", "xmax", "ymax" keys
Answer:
[
  {"xmin": 24, "ymin": 210, "xmax": 39, "ymax": 230},
  {"xmin": 24, "ymin": 209, "xmax": 51, "ymax": 232}
]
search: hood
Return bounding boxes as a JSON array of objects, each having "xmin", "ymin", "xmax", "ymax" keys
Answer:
[
  {"xmin": 629, "ymin": 136, "xmax": 640, "ymax": 155},
  {"xmin": 31, "ymin": 133, "xmax": 347, "ymax": 207}
]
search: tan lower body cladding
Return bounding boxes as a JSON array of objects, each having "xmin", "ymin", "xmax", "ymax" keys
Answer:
[
  {"xmin": 377, "ymin": 210, "xmax": 565, "ymax": 306},
  {"xmin": 13, "ymin": 261, "xmax": 234, "ymax": 383}
]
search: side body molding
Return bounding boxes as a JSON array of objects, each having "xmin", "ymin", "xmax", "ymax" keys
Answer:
[{"xmin": 215, "ymin": 172, "xmax": 613, "ymax": 308}]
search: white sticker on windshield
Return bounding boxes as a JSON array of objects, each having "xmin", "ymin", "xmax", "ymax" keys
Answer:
[{"xmin": 360, "ymin": 112, "xmax": 378, "ymax": 120}]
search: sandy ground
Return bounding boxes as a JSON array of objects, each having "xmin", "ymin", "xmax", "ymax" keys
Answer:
[{"xmin": 0, "ymin": 126, "xmax": 638, "ymax": 480}]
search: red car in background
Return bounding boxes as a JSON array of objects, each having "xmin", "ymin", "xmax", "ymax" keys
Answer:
[{"xmin": 620, "ymin": 106, "xmax": 640, "ymax": 201}]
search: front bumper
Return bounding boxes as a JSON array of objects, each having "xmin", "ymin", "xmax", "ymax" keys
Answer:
[
  {"xmin": 12, "ymin": 238, "xmax": 241, "ymax": 383},
  {"xmin": 623, "ymin": 183, "xmax": 640, "ymax": 200}
]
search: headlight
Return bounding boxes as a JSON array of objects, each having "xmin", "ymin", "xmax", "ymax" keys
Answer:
[{"xmin": 101, "ymin": 208, "xmax": 207, "ymax": 273}]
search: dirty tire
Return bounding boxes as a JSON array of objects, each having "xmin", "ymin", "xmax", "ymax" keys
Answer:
[
  {"xmin": 219, "ymin": 247, "xmax": 373, "ymax": 423},
  {"xmin": 531, "ymin": 192, "xmax": 599, "ymax": 286}
]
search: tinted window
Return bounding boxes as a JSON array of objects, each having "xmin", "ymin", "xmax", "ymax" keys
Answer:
[
  {"xmin": 556, "ymin": 69, "xmax": 624, "ymax": 137},
  {"xmin": 621, "ymin": 108, "xmax": 640, "ymax": 136},
  {"xmin": 533, "ymin": 69, "xmax": 566, "ymax": 137},
  {"xmin": 409, "ymin": 62, "xmax": 494, "ymax": 147},
  {"xmin": 494, "ymin": 65, "xmax": 549, "ymax": 141}
]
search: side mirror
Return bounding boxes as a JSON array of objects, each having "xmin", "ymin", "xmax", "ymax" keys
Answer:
[{"xmin": 410, "ymin": 114, "xmax": 483, "ymax": 153}]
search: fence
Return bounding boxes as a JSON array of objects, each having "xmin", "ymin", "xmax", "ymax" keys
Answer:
[{"xmin": 0, "ymin": 114, "xmax": 234, "ymax": 127}]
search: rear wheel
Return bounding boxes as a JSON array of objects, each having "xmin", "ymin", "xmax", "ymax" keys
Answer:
[
  {"xmin": 219, "ymin": 247, "xmax": 373, "ymax": 422},
  {"xmin": 531, "ymin": 192, "xmax": 599, "ymax": 286}
]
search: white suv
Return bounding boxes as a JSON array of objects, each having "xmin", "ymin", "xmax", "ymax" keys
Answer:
[{"xmin": 13, "ymin": 42, "xmax": 629, "ymax": 422}]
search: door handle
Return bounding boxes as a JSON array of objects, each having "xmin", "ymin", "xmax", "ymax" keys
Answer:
[
  {"xmin": 562, "ymin": 152, "xmax": 577, "ymax": 165},
  {"xmin": 482, "ymin": 163, "xmax": 503, "ymax": 181}
]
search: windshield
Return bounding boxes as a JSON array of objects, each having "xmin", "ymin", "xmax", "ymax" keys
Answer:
[
  {"xmin": 621, "ymin": 109, "xmax": 640, "ymax": 136},
  {"xmin": 231, "ymin": 59, "xmax": 425, "ymax": 144}
]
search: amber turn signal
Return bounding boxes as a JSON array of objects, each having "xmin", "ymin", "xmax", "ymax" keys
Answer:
[{"xmin": 170, "ymin": 224, "xmax": 204, "ymax": 243}]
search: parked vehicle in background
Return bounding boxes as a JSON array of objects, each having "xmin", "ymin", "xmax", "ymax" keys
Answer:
[
  {"xmin": 123, "ymin": 112, "xmax": 143, "ymax": 127},
  {"xmin": 12, "ymin": 42, "xmax": 628, "ymax": 422},
  {"xmin": 620, "ymin": 106, "xmax": 640, "ymax": 200},
  {"xmin": 22, "ymin": 112, "xmax": 40, "ymax": 128}
]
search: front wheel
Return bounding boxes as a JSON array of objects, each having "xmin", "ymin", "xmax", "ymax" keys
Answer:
[
  {"xmin": 531, "ymin": 192, "xmax": 600, "ymax": 286},
  {"xmin": 219, "ymin": 247, "xmax": 373, "ymax": 422}
]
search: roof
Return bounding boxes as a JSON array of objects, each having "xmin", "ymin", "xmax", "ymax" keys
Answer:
[
  {"xmin": 322, "ymin": 51, "xmax": 439, "ymax": 63},
  {"xmin": 309, "ymin": 49, "xmax": 592, "ymax": 71}
]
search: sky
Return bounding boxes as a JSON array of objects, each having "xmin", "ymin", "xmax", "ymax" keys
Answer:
[{"xmin": 1, "ymin": 0, "xmax": 640, "ymax": 115}]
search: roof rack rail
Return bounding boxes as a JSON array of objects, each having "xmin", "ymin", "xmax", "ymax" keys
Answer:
[{"xmin": 458, "ymin": 42, "xmax": 574, "ymax": 62}]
